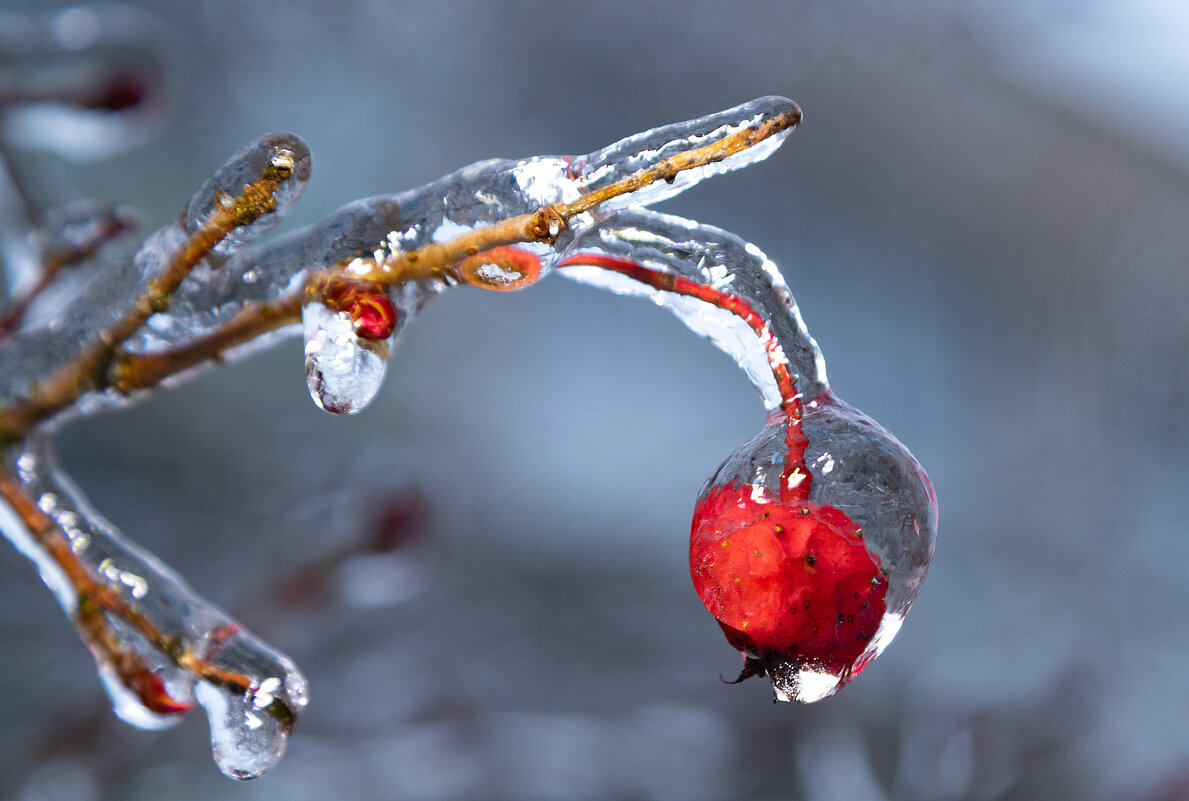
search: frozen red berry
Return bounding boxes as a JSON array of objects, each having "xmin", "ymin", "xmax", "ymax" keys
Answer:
[{"xmin": 690, "ymin": 481, "xmax": 887, "ymax": 701}]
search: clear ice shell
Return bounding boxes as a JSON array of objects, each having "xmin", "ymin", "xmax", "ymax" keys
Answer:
[
  {"xmin": 0, "ymin": 96, "xmax": 824, "ymax": 778},
  {"xmin": 0, "ymin": 132, "xmax": 307, "ymax": 413},
  {"xmin": 569, "ymin": 95, "xmax": 799, "ymax": 213},
  {"xmin": 702, "ymin": 400, "xmax": 936, "ymax": 679},
  {"xmin": 303, "ymin": 301, "xmax": 390, "ymax": 414},
  {"xmin": 559, "ymin": 208, "xmax": 827, "ymax": 411},
  {"xmin": 183, "ymin": 132, "xmax": 311, "ymax": 256},
  {"xmin": 194, "ymin": 634, "xmax": 309, "ymax": 780},
  {"xmin": 0, "ymin": 438, "xmax": 308, "ymax": 778},
  {"xmin": 139, "ymin": 99, "xmax": 795, "ymax": 353}
]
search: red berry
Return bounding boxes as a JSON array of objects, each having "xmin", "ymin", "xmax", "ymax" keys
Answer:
[{"xmin": 690, "ymin": 482, "xmax": 887, "ymax": 689}]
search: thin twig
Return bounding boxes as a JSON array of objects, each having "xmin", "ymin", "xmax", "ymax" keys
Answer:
[{"xmin": 0, "ymin": 207, "xmax": 137, "ymax": 338}]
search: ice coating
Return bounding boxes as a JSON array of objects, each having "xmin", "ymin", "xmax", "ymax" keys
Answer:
[
  {"xmin": 0, "ymin": 223, "xmax": 187, "ymax": 407},
  {"xmin": 127, "ymin": 157, "xmax": 572, "ymax": 352},
  {"xmin": 0, "ymin": 129, "xmax": 307, "ymax": 415},
  {"xmin": 0, "ymin": 91, "xmax": 946, "ymax": 777},
  {"xmin": 135, "ymin": 98, "xmax": 800, "ymax": 354},
  {"xmin": 692, "ymin": 403, "xmax": 936, "ymax": 701},
  {"xmin": 559, "ymin": 209, "xmax": 826, "ymax": 411},
  {"xmin": 569, "ymin": 96, "xmax": 800, "ymax": 212},
  {"xmin": 182, "ymin": 132, "xmax": 311, "ymax": 255},
  {"xmin": 0, "ymin": 437, "xmax": 307, "ymax": 777},
  {"xmin": 558, "ymin": 209, "xmax": 936, "ymax": 702}
]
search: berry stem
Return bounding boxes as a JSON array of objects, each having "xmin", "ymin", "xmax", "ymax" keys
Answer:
[{"xmin": 556, "ymin": 253, "xmax": 811, "ymax": 501}]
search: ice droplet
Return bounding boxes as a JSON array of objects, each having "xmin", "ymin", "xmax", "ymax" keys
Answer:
[
  {"xmin": 193, "ymin": 631, "xmax": 308, "ymax": 780},
  {"xmin": 183, "ymin": 132, "xmax": 311, "ymax": 255},
  {"xmin": 303, "ymin": 300, "xmax": 389, "ymax": 414},
  {"xmin": 691, "ymin": 403, "xmax": 933, "ymax": 702}
]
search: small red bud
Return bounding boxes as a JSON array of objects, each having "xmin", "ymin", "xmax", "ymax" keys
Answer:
[{"xmin": 323, "ymin": 283, "xmax": 398, "ymax": 340}]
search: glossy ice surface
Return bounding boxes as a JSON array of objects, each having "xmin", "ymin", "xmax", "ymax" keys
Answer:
[{"xmin": 1, "ymin": 437, "xmax": 307, "ymax": 779}]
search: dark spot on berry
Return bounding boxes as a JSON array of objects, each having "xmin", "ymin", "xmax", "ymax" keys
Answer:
[{"xmin": 806, "ymin": 554, "xmax": 816, "ymax": 566}]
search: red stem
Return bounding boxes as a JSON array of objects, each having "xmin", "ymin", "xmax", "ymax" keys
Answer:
[{"xmin": 557, "ymin": 253, "xmax": 811, "ymax": 502}]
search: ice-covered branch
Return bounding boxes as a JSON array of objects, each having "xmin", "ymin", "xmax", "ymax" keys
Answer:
[
  {"xmin": 9, "ymin": 94, "xmax": 954, "ymax": 780},
  {"xmin": 0, "ymin": 436, "xmax": 307, "ymax": 779}
]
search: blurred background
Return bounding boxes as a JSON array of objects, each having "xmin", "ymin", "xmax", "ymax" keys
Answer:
[{"xmin": 1, "ymin": 1, "xmax": 1187, "ymax": 799}]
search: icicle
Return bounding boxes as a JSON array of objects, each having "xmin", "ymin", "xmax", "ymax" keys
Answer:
[
  {"xmin": 0, "ymin": 438, "xmax": 308, "ymax": 778},
  {"xmin": 193, "ymin": 629, "xmax": 308, "ymax": 780}
]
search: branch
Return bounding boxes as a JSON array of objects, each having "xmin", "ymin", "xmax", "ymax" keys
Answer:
[{"xmin": 0, "ymin": 146, "xmax": 300, "ymax": 442}]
